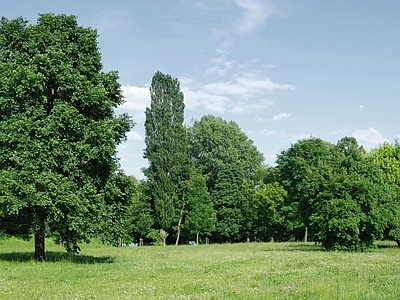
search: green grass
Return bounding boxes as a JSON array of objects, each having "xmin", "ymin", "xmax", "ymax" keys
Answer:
[{"xmin": 1, "ymin": 238, "xmax": 400, "ymax": 299}]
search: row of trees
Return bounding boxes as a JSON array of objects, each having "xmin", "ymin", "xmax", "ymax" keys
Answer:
[
  {"xmin": 1, "ymin": 14, "xmax": 399, "ymax": 261},
  {"xmin": 134, "ymin": 71, "xmax": 400, "ymax": 251}
]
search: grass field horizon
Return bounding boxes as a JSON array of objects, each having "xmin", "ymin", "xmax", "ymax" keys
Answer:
[{"xmin": 1, "ymin": 237, "xmax": 399, "ymax": 299}]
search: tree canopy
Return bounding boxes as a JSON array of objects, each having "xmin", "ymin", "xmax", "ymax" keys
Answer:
[
  {"xmin": 0, "ymin": 14, "xmax": 134, "ymax": 260},
  {"xmin": 189, "ymin": 115, "xmax": 264, "ymax": 191}
]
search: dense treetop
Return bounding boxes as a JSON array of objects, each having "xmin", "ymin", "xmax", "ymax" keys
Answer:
[{"xmin": 0, "ymin": 14, "xmax": 134, "ymax": 260}]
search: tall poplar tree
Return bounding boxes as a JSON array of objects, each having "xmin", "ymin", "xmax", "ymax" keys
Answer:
[
  {"xmin": 0, "ymin": 14, "xmax": 133, "ymax": 260},
  {"xmin": 143, "ymin": 71, "xmax": 188, "ymax": 243}
]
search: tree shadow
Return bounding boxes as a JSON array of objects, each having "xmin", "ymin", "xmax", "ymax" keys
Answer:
[
  {"xmin": 259, "ymin": 243, "xmax": 325, "ymax": 252},
  {"xmin": 0, "ymin": 251, "xmax": 115, "ymax": 264},
  {"xmin": 375, "ymin": 244, "xmax": 399, "ymax": 249}
]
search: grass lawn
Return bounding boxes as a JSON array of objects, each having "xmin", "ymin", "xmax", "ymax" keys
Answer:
[{"xmin": 0, "ymin": 238, "xmax": 399, "ymax": 299}]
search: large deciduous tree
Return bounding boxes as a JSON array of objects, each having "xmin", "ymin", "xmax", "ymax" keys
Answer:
[
  {"xmin": 277, "ymin": 137, "xmax": 393, "ymax": 250},
  {"xmin": 143, "ymin": 71, "xmax": 188, "ymax": 244},
  {"xmin": 276, "ymin": 137, "xmax": 338, "ymax": 242},
  {"xmin": 0, "ymin": 14, "xmax": 133, "ymax": 260},
  {"xmin": 189, "ymin": 115, "xmax": 264, "ymax": 191}
]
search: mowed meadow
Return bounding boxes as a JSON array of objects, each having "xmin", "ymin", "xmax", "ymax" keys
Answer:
[{"xmin": 1, "ymin": 238, "xmax": 400, "ymax": 299}]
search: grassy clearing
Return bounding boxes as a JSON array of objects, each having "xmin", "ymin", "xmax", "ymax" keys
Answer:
[{"xmin": 0, "ymin": 238, "xmax": 399, "ymax": 299}]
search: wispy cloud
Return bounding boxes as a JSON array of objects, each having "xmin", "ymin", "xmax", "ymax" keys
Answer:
[
  {"xmin": 182, "ymin": 70, "xmax": 293, "ymax": 115},
  {"xmin": 260, "ymin": 129, "xmax": 310, "ymax": 144},
  {"xmin": 126, "ymin": 131, "xmax": 143, "ymax": 141},
  {"xmin": 205, "ymin": 49, "xmax": 236, "ymax": 77},
  {"xmin": 260, "ymin": 129, "xmax": 278, "ymax": 135},
  {"xmin": 271, "ymin": 112, "xmax": 290, "ymax": 121},
  {"xmin": 181, "ymin": 85, "xmax": 230, "ymax": 114},
  {"xmin": 203, "ymin": 74, "xmax": 296, "ymax": 96},
  {"xmin": 233, "ymin": 0, "xmax": 276, "ymax": 36},
  {"xmin": 352, "ymin": 127, "xmax": 387, "ymax": 150},
  {"xmin": 90, "ymin": 10, "xmax": 131, "ymax": 33}
]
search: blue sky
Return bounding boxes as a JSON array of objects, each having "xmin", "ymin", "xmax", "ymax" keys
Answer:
[{"xmin": 2, "ymin": 0, "xmax": 400, "ymax": 179}]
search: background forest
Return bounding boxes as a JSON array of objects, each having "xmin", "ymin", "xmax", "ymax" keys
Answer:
[{"xmin": 127, "ymin": 71, "xmax": 400, "ymax": 251}]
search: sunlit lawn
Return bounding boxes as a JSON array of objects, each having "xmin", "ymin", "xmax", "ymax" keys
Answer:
[{"xmin": 1, "ymin": 237, "xmax": 399, "ymax": 299}]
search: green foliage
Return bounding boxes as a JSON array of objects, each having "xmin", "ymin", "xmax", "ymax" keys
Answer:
[
  {"xmin": 276, "ymin": 137, "xmax": 393, "ymax": 250},
  {"xmin": 0, "ymin": 14, "xmax": 134, "ymax": 257},
  {"xmin": 252, "ymin": 181, "xmax": 286, "ymax": 241},
  {"xmin": 189, "ymin": 115, "xmax": 264, "ymax": 191},
  {"xmin": 143, "ymin": 71, "xmax": 188, "ymax": 233},
  {"xmin": 146, "ymin": 229, "xmax": 169, "ymax": 246},
  {"xmin": 212, "ymin": 165, "xmax": 247, "ymax": 242},
  {"xmin": 371, "ymin": 141, "xmax": 400, "ymax": 246},
  {"xmin": 128, "ymin": 180, "xmax": 155, "ymax": 242},
  {"xmin": 184, "ymin": 167, "xmax": 216, "ymax": 242}
]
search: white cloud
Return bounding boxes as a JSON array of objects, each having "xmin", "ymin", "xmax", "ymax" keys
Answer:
[
  {"xmin": 203, "ymin": 74, "xmax": 295, "ymax": 96},
  {"xmin": 181, "ymin": 86, "xmax": 230, "ymax": 114},
  {"xmin": 352, "ymin": 127, "xmax": 387, "ymax": 150},
  {"xmin": 263, "ymin": 64, "xmax": 276, "ymax": 68},
  {"xmin": 119, "ymin": 85, "xmax": 150, "ymax": 114},
  {"xmin": 205, "ymin": 50, "xmax": 236, "ymax": 77},
  {"xmin": 260, "ymin": 129, "xmax": 311, "ymax": 144},
  {"xmin": 181, "ymin": 71, "xmax": 292, "ymax": 115},
  {"xmin": 260, "ymin": 129, "xmax": 277, "ymax": 135},
  {"xmin": 358, "ymin": 104, "xmax": 363, "ymax": 112},
  {"xmin": 126, "ymin": 131, "xmax": 143, "ymax": 141},
  {"xmin": 233, "ymin": 0, "xmax": 276, "ymax": 36},
  {"xmin": 271, "ymin": 112, "xmax": 290, "ymax": 121}
]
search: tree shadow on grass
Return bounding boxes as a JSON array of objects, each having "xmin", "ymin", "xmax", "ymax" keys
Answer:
[
  {"xmin": 375, "ymin": 244, "xmax": 399, "ymax": 249},
  {"xmin": 0, "ymin": 251, "xmax": 115, "ymax": 264},
  {"xmin": 259, "ymin": 243, "xmax": 325, "ymax": 252}
]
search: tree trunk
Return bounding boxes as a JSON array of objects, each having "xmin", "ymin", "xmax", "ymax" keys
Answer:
[
  {"xmin": 196, "ymin": 232, "xmax": 199, "ymax": 245},
  {"xmin": 175, "ymin": 193, "xmax": 185, "ymax": 246},
  {"xmin": 396, "ymin": 239, "xmax": 400, "ymax": 247},
  {"xmin": 34, "ymin": 218, "xmax": 46, "ymax": 261},
  {"xmin": 304, "ymin": 226, "xmax": 308, "ymax": 243}
]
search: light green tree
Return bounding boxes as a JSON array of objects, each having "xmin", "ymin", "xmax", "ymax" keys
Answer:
[{"xmin": 371, "ymin": 141, "xmax": 400, "ymax": 246}]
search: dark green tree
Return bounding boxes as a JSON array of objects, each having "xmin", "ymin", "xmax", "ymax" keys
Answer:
[
  {"xmin": 212, "ymin": 165, "xmax": 247, "ymax": 242},
  {"xmin": 276, "ymin": 137, "xmax": 338, "ymax": 242},
  {"xmin": 247, "ymin": 180, "xmax": 286, "ymax": 241},
  {"xmin": 249, "ymin": 165, "xmax": 290, "ymax": 241},
  {"xmin": 143, "ymin": 71, "xmax": 188, "ymax": 244},
  {"xmin": 189, "ymin": 115, "xmax": 264, "ymax": 191},
  {"xmin": 277, "ymin": 137, "xmax": 393, "ymax": 250},
  {"xmin": 0, "ymin": 14, "xmax": 133, "ymax": 260}
]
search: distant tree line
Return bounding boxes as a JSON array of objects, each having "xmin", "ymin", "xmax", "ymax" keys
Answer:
[{"xmin": 128, "ymin": 71, "xmax": 400, "ymax": 251}]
